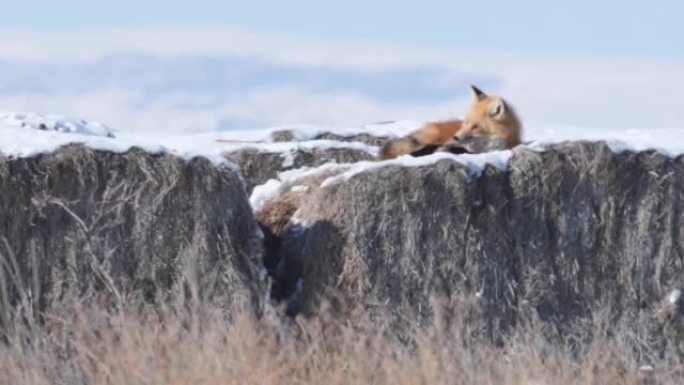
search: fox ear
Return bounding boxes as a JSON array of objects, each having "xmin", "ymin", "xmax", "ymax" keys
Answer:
[
  {"xmin": 489, "ymin": 98, "xmax": 506, "ymax": 118},
  {"xmin": 470, "ymin": 85, "xmax": 487, "ymax": 102}
]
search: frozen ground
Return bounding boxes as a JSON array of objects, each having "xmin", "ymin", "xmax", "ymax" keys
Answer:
[
  {"xmin": 0, "ymin": 113, "xmax": 381, "ymax": 165},
  {"xmin": 1, "ymin": 112, "xmax": 682, "ymax": 174}
]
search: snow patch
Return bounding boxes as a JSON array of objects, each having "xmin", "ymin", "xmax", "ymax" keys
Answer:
[
  {"xmin": 1, "ymin": 112, "xmax": 115, "ymax": 138},
  {"xmin": 280, "ymin": 150, "xmax": 295, "ymax": 168},
  {"xmin": 228, "ymin": 122, "xmax": 684, "ymax": 157},
  {"xmin": 321, "ymin": 150, "xmax": 513, "ymax": 188},
  {"xmin": 290, "ymin": 185, "xmax": 309, "ymax": 193},
  {"xmin": 277, "ymin": 167, "xmax": 316, "ymax": 181},
  {"xmin": 524, "ymin": 123, "xmax": 684, "ymax": 156},
  {"xmin": 522, "ymin": 138, "xmax": 679, "ymax": 158},
  {"xmin": 281, "ymin": 162, "xmax": 352, "ymax": 182},
  {"xmin": 217, "ymin": 121, "xmax": 418, "ymax": 143},
  {"xmin": 217, "ymin": 138, "xmax": 379, "ymax": 157},
  {"xmin": 249, "ymin": 179, "xmax": 283, "ymax": 210},
  {"xmin": 0, "ymin": 115, "xmax": 237, "ymax": 170},
  {"xmin": 248, "ymin": 163, "xmax": 354, "ymax": 211},
  {"xmin": 288, "ymin": 211, "xmax": 310, "ymax": 229},
  {"xmin": 0, "ymin": 112, "xmax": 379, "ymax": 169},
  {"xmin": 3, "ymin": 112, "xmax": 683, "ymax": 191}
]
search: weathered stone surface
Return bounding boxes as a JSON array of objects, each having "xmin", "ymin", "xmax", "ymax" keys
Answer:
[
  {"xmin": 280, "ymin": 141, "xmax": 684, "ymax": 343},
  {"xmin": 269, "ymin": 130, "xmax": 298, "ymax": 142},
  {"xmin": 268, "ymin": 129, "xmax": 394, "ymax": 146},
  {"xmin": 312, "ymin": 132, "xmax": 393, "ymax": 147},
  {"xmin": 0, "ymin": 145, "xmax": 265, "ymax": 321},
  {"xmin": 225, "ymin": 147, "xmax": 375, "ymax": 194}
]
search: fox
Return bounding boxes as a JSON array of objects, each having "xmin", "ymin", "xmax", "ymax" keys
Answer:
[{"xmin": 378, "ymin": 85, "xmax": 522, "ymax": 160}]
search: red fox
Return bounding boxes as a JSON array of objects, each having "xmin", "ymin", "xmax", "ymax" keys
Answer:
[{"xmin": 379, "ymin": 86, "xmax": 522, "ymax": 160}]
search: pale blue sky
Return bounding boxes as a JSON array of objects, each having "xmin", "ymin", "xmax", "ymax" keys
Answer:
[
  {"xmin": 0, "ymin": 1, "xmax": 682, "ymax": 132},
  {"xmin": 2, "ymin": 0, "xmax": 682, "ymax": 58}
]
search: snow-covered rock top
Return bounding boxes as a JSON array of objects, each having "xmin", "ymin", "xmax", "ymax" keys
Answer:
[
  {"xmin": 0, "ymin": 112, "xmax": 383, "ymax": 165},
  {"xmin": 249, "ymin": 163, "xmax": 352, "ymax": 210},
  {"xmin": 320, "ymin": 150, "xmax": 513, "ymax": 187},
  {"xmin": 1, "ymin": 112, "xmax": 115, "ymax": 138},
  {"xmin": 1, "ymin": 111, "xmax": 682, "ymax": 178}
]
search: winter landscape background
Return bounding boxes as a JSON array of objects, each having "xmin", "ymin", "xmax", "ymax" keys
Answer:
[{"xmin": 2, "ymin": 2, "xmax": 684, "ymax": 385}]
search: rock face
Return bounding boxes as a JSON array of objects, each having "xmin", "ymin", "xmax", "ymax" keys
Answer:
[
  {"xmin": 311, "ymin": 132, "xmax": 393, "ymax": 147},
  {"xmin": 0, "ymin": 145, "xmax": 265, "ymax": 322},
  {"xmin": 268, "ymin": 129, "xmax": 394, "ymax": 146},
  {"xmin": 225, "ymin": 146, "xmax": 375, "ymax": 194},
  {"xmin": 281, "ymin": 141, "xmax": 684, "ymax": 342}
]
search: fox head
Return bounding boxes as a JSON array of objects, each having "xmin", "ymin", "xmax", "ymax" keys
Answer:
[{"xmin": 456, "ymin": 86, "xmax": 522, "ymax": 148}]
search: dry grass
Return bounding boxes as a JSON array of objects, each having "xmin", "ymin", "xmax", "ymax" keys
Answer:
[
  {"xmin": 1, "ymin": 295, "xmax": 682, "ymax": 385},
  {"xmin": 2, "ymin": 145, "xmax": 683, "ymax": 384}
]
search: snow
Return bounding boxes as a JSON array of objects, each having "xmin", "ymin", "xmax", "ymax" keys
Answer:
[
  {"xmin": 524, "ymin": 124, "xmax": 684, "ymax": 156},
  {"xmin": 193, "ymin": 121, "xmax": 419, "ymax": 144},
  {"xmin": 290, "ymin": 185, "xmax": 310, "ymax": 193},
  {"xmin": 1, "ymin": 112, "xmax": 115, "ymax": 137},
  {"xmin": 214, "ymin": 138, "xmax": 379, "ymax": 156},
  {"xmin": 0, "ymin": 113, "xmax": 236, "ymax": 166},
  {"xmin": 233, "ymin": 121, "xmax": 684, "ymax": 158},
  {"xmin": 249, "ymin": 163, "xmax": 353, "ymax": 210},
  {"xmin": 250, "ymin": 179, "xmax": 283, "ymax": 210},
  {"xmin": 276, "ymin": 120, "xmax": 421, "ymax": 141},
  {"xmin": 0, "ymin": 122, "xmax": 155, "ymax": 158},
  {"xmin": 280, "ymin": 150, "xmax": 295, "ymax": 168},
  {"xmin": 280, "ymin": 163, "xmax": 352, "ymax": 181},
  {"xmin": 0, "ymin": 113, "xmax": 377, "ymax": 170},
  {"xmin": 277, "ymin": 166, "xmax": 318, "ymax": 182},
  {"xmin": 320, "ymin": 150, "xmax": 513, "ymax": 188},
  {"xmin": 0, "ymin": 112, "xmax": 114, "ymax": 138},
  {"xmin": 1, "ymin": 112, "xmax": 683, "ymax": 188}
]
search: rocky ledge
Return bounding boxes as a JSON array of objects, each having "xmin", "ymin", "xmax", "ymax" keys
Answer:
[{"xmin": 258, "ymin": 141, "xmax": 684, "ymax": 348}]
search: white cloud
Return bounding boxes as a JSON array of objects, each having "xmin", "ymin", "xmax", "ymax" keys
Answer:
[{"xmin": 0, "ymin": 26, "xmax": 682, "ymax": 134}]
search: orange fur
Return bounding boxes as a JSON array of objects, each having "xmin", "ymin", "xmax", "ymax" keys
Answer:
[
  {"xmin": 413, "ymin": 120, "xmax": 463, "ymax": 145},
  {"xmin": 457, "ymin": 86, "xmax": 522, "ymax": 149},
  {"xmin": 378, "ymin": 86, "xmax": 522, "ymax": 160}
]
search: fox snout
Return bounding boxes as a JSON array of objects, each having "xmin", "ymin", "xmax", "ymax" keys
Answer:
[{"xmin": 455, "ymin": 124, "xmax": 484, "ymax": 141}]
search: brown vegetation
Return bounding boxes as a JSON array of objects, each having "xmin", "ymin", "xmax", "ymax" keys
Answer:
[
  {"xmin": 1, "ymin": 295, "xmax": 681, "ymax": 385},
  {"xmin": 3, "ymin": 141, "xmax": 684, "ymax": 384}
]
